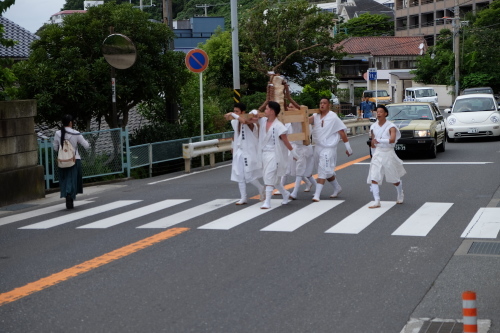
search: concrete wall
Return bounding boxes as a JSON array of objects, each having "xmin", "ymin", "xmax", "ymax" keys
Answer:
[{"xmin": 0, "ymin": 100, "xmax": 44, "ymax": 207}]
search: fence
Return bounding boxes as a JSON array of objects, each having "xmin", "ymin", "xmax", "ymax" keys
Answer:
[{"xmin": 38, "ymin": 129, "xmax": 234, "ymax": 190}]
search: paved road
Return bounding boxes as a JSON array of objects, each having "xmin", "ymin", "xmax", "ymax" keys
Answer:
[{"xmin": 0, "ymin": 134, "xmax": 499, "ymax": 332}]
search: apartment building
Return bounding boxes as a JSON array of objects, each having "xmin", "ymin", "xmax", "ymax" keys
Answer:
[{"xmin": 394, "ymin": 0, "xmax": 492, "ymax": 46}]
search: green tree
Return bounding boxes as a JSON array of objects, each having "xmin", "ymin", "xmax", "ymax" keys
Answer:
[
  {"xmin": 239, "ymin": 0, "xmax": 342, "ymax": 87},
  {"xmin": 0, "ymin": 0, "xmax": 17, "ymax": 100},
  {"xmin": 338, "ymin": 13, "xmax": 394, "ymax": 37},
  {"xmin": 412, "ymin": 1, "xmax": 500, "ymax": 91},
  {"xmin": 14, "ymin": 2, "xmax": 189, "ymax": 130}
]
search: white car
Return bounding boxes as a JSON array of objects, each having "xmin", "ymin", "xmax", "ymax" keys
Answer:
[{"xmin": 445, "ymin": 93, "xmax": 500, "ymax": 142}]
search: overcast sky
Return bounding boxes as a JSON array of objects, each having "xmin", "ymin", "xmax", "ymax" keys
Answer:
[{"xmin": 3, "ymin": 0, "xmax": 66, "ymax": 33}]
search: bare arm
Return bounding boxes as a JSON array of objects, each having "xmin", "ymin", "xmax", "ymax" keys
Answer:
[{"xmin": 389, "ymin": 127, "xmax": 397, "ymax": 143}]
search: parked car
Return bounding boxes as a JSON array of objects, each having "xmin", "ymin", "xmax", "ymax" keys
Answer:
[
  {"xmin": 404, "ymin": 87, "xmax": 439, "ymax": 108},
  {"xmin": 445, "ymin": 93, "xmax": 500, "ymax": 142},
  {"xmin": 362, "ymin": 90, "xmax": 391, "ymax": 105},
  {"xmin": 367, "ymin": 102, "xmax": 446, "ymax": 158},
  {"xmin": 461, "ymin": 87, "xmax": 494, "ymax": 95}
]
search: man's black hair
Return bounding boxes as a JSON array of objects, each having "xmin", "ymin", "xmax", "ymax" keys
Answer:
[
  {"xmin": 268, "ymin": 101, "xmax": 280, "ymax": 116},
  {"xmin": 234, "ymin": 102, "xmax": 246, "ymax": 112}
]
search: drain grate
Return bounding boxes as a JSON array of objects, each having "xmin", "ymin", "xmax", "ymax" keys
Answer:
[
  {"xmin": 468, "ymin": 241, "xmax": 500, "ymax": 255},
  {"xmin": 418, "ymin": 320, "xmax": 462, "ymax": 333}
]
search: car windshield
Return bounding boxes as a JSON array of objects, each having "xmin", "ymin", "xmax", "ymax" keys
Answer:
[
  {"xmin": 386, "ymin": 105, "xmax": 433, "ymax": 120},
  {"xmin": 453, "ymin": 97, "xmax": 496, "ymax": 112},
  {"xmin": 414, "ymin": 89, "xmax": 434, "ymax": 97},
  {"xmin": 374, "ymin": 90, "xmax": 389, "ymax": 97}
]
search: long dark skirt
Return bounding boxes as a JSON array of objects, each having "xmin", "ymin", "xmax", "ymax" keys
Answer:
[{"xmin": 59, "ymin": 159, "xmax": 83, "ymax": 200}]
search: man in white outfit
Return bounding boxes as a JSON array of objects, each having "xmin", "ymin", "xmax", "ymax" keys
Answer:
[
  {"xmin": 225, "ymin": 103, "xmax": 265, "ymax": 205},
  {"xmin": 367, "ymin": 105, "xmax": 406, "ymax": 208},
  {"xmin": 309, "ymin": 98, "xmax": 353, "ymax": 202},
  {"xmin": 252, "ymin": 101, "xmax": 301, "ymax": 209}
]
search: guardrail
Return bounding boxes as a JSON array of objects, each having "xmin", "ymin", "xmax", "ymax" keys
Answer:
[{"xmin": 182, "ymin": 138, "xmax": 233, "ymax": 173}]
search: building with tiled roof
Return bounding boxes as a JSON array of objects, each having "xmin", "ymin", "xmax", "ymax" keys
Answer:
[
  {"xmin": 0, "ymin": 16, "xmax": 39, "ymax": 61},
  {"xmin": 50, "ymin": 10, "xmax": 87, "ymax": 25},
  {"xmin": 334, "ymin": 36, "xmax": 426, "ymax": 102}
]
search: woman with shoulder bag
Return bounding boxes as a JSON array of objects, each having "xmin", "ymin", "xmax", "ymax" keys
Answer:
[{"xmin": 53, "ymin": 114, "xmax": 90, "ymax": 209}]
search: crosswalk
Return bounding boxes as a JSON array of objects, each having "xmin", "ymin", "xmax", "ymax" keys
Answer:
[{"xmin": 2, "ymin": 198, "xmax": 500, "ymax": 238}]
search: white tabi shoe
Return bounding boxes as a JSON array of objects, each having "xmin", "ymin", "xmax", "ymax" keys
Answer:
[
  {"xmin": 281, "ymin": 191, "xmax": 291, "ymax": 205},
  {"xmin": 369, "ymin": 201, "xmax": 381, "ymax": 209},
  {"xmin": 304, "ymin": 184, "xmax": 312, "ymax": 192},
  {"xmin": 235, "ymin": 198, "xmax": 247, "ymax": 205},
  {"xmin": 273, "ymin": 190, "xmax": 281, "ymax": 196},
  {"xmin": 330, "ymin": 185, "xmax": 342, "ymax": 198},
  {"xmin": 260, "ymin": 202, "xmax": 270, "ymax": 209},
  {"xmin": 397, "ymin": 191, "xmax": 404, "ymax": 204}
]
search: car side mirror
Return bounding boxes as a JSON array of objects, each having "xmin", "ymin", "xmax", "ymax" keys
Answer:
[
  {"xmin": 444, "ymin": 108, "xmax": 451, "ymax": 113},
  {"xmin": 436, "ymin": 114, "xmax": 443, "ymax": 120}
]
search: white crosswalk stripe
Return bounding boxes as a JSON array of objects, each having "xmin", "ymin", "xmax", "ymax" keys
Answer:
[
  {"xmin": 392, "ymin": 202, "xmax": 454, "ymax": 237},
  {"xmin": 198, "ymin": 200, "xmax": 282, "ymax": 230},
  {"xmin": 6, "ymin": 197, "xmax": 495, "ymax": 238},
  {"xmin": 77, "ymin": 199, "xmax": 190, "ymax": 229},
  {"xmin": 325, "ymin": 201, "xmax": 397, "ymax": 234},
  {"xmin": 461, "ymin": 207, "xmax": 500, "ymax": 238},
  {"xmin": 261, "ymin": 200, "xmax": 344, "ymax": 232},
  {"xmin": 0, "ymin": 200, "xmax": 94, "ymax": 227},
  {"xmin": 19, "ymin": 201, "xmax": 141, "ymax": 229},
  {"xmin": 138, "ymin": 199, "xmax": 236, "ymax": 229}
]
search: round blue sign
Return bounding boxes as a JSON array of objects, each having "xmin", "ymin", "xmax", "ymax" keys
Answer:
[{"xmin": 185, "ymin": 49, "xmax": 209, "ymax": 73}]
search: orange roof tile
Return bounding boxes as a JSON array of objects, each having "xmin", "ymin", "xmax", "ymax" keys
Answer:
[{"xmin": 336, "ymin": 36, "xmax": 427, "ymax": 56}]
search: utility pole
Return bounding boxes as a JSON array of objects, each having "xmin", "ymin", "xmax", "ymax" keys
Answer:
[
  {"xmin": 163, "ymin": 0, "xmax": 173, "ymax": 50},
  {"xmin": 195, "ymin": 4, "xmax": 213, "ymax": 16},
  {"xmin": 230, "ymin": 0, "xmax": 241, "ymax": 103},
  {"xmin": 453, "ymin": 0, "xmax": 460, "ymax": 102}
]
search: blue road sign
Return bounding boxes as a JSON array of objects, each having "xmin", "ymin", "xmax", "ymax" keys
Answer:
[
  {"xmin": 368, "ymin": 69, "xmax": 377, "ymax": 81},
  {"xmin": 185, "ymin": 49, "xmax": 209, "ymax": 73}
]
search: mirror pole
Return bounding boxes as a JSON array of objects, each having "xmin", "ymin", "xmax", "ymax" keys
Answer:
[{"xmin": 111, "ymin": 66, "xmax": 118, "ymax": 128}]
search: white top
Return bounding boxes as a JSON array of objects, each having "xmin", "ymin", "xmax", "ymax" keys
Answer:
[
  {"xmin": 311, "ymin": 111, "xmax": 346, "ymax": 148},
  {"xmin": 53, "ymin": 127, "xmax": 90, "ymax": 160},
  {"xmin": 370, "ymin": 121, "xmax": 401, "ymax": 149}
]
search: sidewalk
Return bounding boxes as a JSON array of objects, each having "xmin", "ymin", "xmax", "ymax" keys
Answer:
[{"xmin": 401, "ymin": 184, "xmax": 500, "ymax": 333}]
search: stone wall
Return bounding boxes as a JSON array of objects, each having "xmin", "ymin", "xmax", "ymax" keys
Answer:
[{"xmin": 0, "ymin": 100, "xmax": 44, "ymax": 207}]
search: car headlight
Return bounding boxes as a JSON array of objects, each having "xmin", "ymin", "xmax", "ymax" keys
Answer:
[
  {"xmin": 448, "ymin": 117, "xmax": 456, "ymax": 125},
  {"xmin": 414, "ymin": 130, "xmax": 431, "ymax": 137},
  {"xmin": 491, "ymin": 115, "xmax": 499, "ymax": 123}
]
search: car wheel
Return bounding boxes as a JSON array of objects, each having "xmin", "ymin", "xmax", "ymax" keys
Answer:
[
  {"xmin": 437, "ymin": 136, "xmax": 445, "ymax": 152},
  {"xmin": 428, "ymin": 138, "xmax": 437, "ymax": 159}
]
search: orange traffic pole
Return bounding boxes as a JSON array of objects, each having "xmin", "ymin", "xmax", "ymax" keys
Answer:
[{"xmin": 462, "ymin": 291, "xmax": 477, "ymax": 333}]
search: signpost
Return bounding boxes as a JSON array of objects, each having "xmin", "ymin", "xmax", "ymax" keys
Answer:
[
  {"xmin": 185, "ymin": 49, "xmax": 209, "ymax": 142},
  {"xmin": 368, "ymin": 68, "xmax": 378, "ymax": 106}
]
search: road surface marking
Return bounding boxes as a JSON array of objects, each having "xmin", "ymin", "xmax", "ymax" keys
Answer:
[
  {"xmin": 0, "ymin": 201, "xmax": 94, "ymax": 227},
  {"xmin": 461, "ymin": 208, "xmax": 500, "ymax": 238},
  {"xmin": 392, "ymin": 202, "xmax": 454, "ymax": 236},
  {"xmin": 356, "ymin": 162, "xmax": 493, "ymax": 165},
  {"xmin": 78, "ymin": 199, "xmax": 190, "ymax": 229},
  {"xmin": 261, "ymin": 200, "xmax": 344, "ymax": 232},
  {"xmin": 148, "ymin": 164, "xmax": 231, "ymax": 185},
  {"xmin": 325, "ymin": 201, "xmax": 397, "ymax": 234},
  {"xmin": 198, "ymin": 200, "xmax": 281, "ymax": 230},
  {"xmin": 138, "ymin": 199, "xmax": 236, "ymax": 228},
  {"xmin": 19, "ymin": 201, "xmax": 141, "ymax": 229},
  {"xmin": 0, "ymin": 228, "xmax": 189, "ymax": 307}
]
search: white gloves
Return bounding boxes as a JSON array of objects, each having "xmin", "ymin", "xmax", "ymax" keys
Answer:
[
  {"xmin": 344, "ymin": 141, "xmax": 353, "ymax": 155},
  {"xmin": 230, "ymin": 112, "xmax": 240, "ymax": 119},
  {"xmin": 290, "ymin": 149, "xmax": 300, "ymax": 161},
  {"xmin": 249, "ymin": 109, "xmax": 258, "ymax": 115}
]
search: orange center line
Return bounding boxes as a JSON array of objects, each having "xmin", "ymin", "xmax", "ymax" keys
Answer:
[
  {"xmin": 0, "ymin": 227, "xmax": 190, "ymax": 307},
  {"xmin": 250, "ymin": 155, "xmax": 371, "ymax": 199}
]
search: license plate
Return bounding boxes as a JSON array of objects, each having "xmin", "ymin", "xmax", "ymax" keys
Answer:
[
  {"xmin": 468, "ymin": 128, "xmax": 479, "ymax": 133},
  {"xmin": 395, "ymin": 144, "xmax": 406, "ymax": 151}
]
